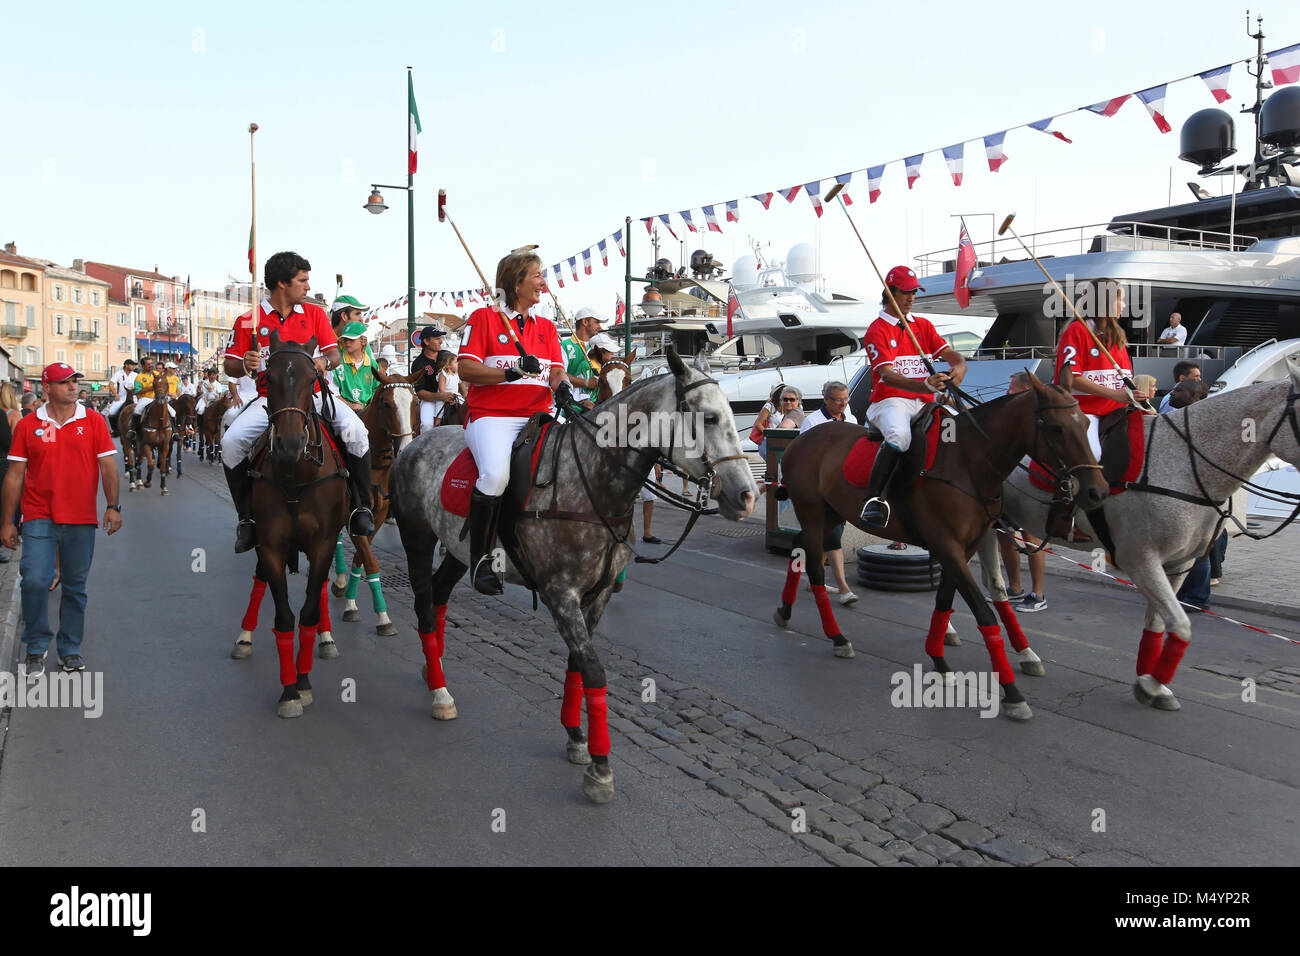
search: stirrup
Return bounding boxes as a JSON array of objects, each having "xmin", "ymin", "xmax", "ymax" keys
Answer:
[
  {"xmin": 860, "ymin": 496, "xmax": 891, "ymax": 528},
  {"xmin": 472, "ymin": 554, "xmax": 504, "ymax": 596},
  {"xmin": 348, "ymin": 507, "xmax": 375, "ymax": 535}
]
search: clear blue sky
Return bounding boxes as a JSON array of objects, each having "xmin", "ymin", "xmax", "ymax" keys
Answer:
[{"xmin": 2, "ymin": 1, "xmax": 1298, "ymax": 326}]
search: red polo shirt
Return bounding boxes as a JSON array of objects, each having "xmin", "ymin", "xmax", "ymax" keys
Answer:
[
  {"xmin": 864, "ymin": 310, "xmax": 950, "ymax": 404},
  {"xmin": 8, "ymin": 403, "xmax": 116, "ymax": 525},
  {"xmin": 224, "ymin": 299, "xmax": 337, "ymax": 397},
  {"xmin": 1054, "ymin": 319, "xmax": 1132, "ymax": 416},
  {"xmin": 459, "ymin": 306, "xmax": 564, "ymax": 419}
]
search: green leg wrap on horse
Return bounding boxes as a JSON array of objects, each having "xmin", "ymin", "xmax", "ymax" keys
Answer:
[
  {"xmin": 346, "ymin": 567, "xmax": 362, "ymax": 601},
  {"xmin": 616, "ymin": 566, "xmax": 627, "ymax": 584},
  {"xmin": 334, "ymin": 534, "xmax": 347, "ymax": 576},
  {"xmin": 367, "ymin": 573, "xmax": 387, "ymax": 614}
]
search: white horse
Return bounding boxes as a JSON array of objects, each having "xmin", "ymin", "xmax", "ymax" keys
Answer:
[{"xmin": 977, "ymin": 365, "xmax": 1300, "ymax": 711}]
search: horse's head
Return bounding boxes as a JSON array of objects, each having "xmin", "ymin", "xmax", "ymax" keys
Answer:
[
  {"xmin": 265, "ymin": 331, "xmax": 319, "ymax": 463},
  {"xmin": 1022, "ymin": 371, "xmax": 1108, "ymax": 511},
  {"xmin": 661, "ymin": 346, "xmax": 758, "ymax": 520},
  {"xmin": 596, "ymin": 351, "xmax": 637, "ymax": 403},
  {"xmin": 369, "ymin": 373, "xmax": 418, "ymax": 455}
]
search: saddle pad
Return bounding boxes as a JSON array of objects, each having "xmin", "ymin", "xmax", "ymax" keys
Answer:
[
  {"xmin": 440, "ymin": 423, "xmax": 554, "ymax": 518},
  {"xmin": 1028, "ymin": 407, "xmax": 1145, "ymax": 494},
  {"xmin": 842, "ymin": 411, "xmax": 944, "ymax": 489}
]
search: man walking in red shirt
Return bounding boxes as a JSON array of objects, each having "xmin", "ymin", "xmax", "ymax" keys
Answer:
[{"xmin": 1, "ymin": 363, "xmax": 122, "ymax": 677}]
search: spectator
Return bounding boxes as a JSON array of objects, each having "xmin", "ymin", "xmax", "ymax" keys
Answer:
[
  {"xmin": 1, "ymin": 363, "xmax": 122, "ymax": 678},
  {"xmin": 0, "ymin": 383, "xmax": 15, "ymax": 564},
  {"xmin": 1159, "ymin": 361, "xmax": 1202, "ymax": 413},
  {"xmin": 20, "ymin": 392, "xmax": 38, "ymax": 417},
  {"xmin": 1170, "ymin": 380, "xmax": 1216, "ymax": 611},
  {"xmin": 996, "ymin": 372, "xmax": 1049, "ymax": 610},
  {"xmin": 1157, "ymin": 311, "xmax": 1187, "ymax": 348},
  {"xmin": 750, "ymin": 384, "xmax": 792, "ymax": 457},
  {"xmin": 800, "ymin": 382, "xmax": 858, "ymax": 606}
]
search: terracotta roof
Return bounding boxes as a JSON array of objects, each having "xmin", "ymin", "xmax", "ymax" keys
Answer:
[
  {"xmin": 0, "ymin": 251, "xmax": 44, "ymax": 270},
  {"xmin": 84, "ymin": 261, "xmax": 179, "ymax": 283},
  {"xmin": 27, "ymin": 258, "xmax": 110, "ymax": 285}
]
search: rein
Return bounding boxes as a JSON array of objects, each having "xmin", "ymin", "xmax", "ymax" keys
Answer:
[{"xmin": 255, "ymin": 345, "xmax": 346, "ymax": 499}]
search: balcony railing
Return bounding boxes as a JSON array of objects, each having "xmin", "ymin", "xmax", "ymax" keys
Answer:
[
  {"xmin": 1, "ymin": 325, "xmax": 28, "ymax": 339},
  {"xmin": 130, "ymin": 287, "xmax": 153, "ymax": 301},
  {"xmin": 68, "ymin": 330, "xmax": 98, "ymax": 341}
]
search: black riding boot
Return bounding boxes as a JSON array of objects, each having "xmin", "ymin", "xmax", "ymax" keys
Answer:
[
  {"xmin": 860, "ymin": 443, "xmax": 904, "ymax": 528},
  {"xmin": 469, "ymin": 489, "xmax": 504, "ymax": 596},
  {"xmin": 128, "ymin": 413, "xmax": 141, "ymax": 441},
  {"xmin": 345, "ymin": 451, "xmax": 376, "ymax": 537},
  {"xmin": 223, "ymin": 460, "xmax": 257, "ymax": 553}
]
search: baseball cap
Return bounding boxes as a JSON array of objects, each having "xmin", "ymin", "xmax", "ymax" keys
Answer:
[
  {"xmin": 884, "ymin": 266, "xmax": 925, "ymax": 293},
  {"xmin": 573, "ymin": 306, "xmax": 607, "ymax": 327},
  {"xmin": 166, "ymin": 362, "xmax": 178, "ymax": 369},
  {"xmin": 587, "ymin": 332, "xmax": 621, "ymax": 354},
  {"xmin": 339, "ymin": 321, "xmax": 368, "ymax": 340},
  {"xmin": 331, "ymin": 294, "xmax": 368, "ymax": 312},
  {"xmin": 42, "ymin": 362, "xmax": 84, "ymax": 384}
]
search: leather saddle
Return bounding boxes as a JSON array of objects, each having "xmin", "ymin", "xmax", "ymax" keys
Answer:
[{"xmin": 863, "ymin": 401, "xmax": 944, "ymax": 479}]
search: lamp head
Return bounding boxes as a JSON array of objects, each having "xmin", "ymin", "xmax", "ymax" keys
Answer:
[{"xmin": 364, "ymin": 188, "xmax": 388, "ymax": 215}]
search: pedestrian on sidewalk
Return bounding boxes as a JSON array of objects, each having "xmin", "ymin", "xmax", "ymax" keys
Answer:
[
  {"xmin": 801, "ymin": 381, "xmax": 859, "ymax": 606},
  {"xmin": 0, "ymin": 363, "xmax": 122, "ymax": 678},
  {"xmin": 998, "ymin": 372, "xmax": 1048, "ymax": 610}
]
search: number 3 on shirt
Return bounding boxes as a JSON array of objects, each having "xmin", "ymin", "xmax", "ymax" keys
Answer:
[{"xmin": 866, "ymin": 343, "xmax": 880, "ymax": 363}]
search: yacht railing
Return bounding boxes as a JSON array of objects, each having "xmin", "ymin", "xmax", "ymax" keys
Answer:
[
  {"xmin": 971, "ymin": 342, "xmax": 1237, "ymax": 361},
  {"xmin": 915, "ymin": 221, "xmax": 1259, "ymax": 276}
]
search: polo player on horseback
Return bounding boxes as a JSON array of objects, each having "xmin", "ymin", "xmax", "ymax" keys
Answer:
[
  {"xmin": 220, "ymin": 251, "xmax": 375, "ymax": 553},
  {"xmin": 859, "ymin": 265, "xmax": 968, "ymax": 528},
  {"xmin": 127, "ymin": 357, "xmax": 177, "ymax": 439},
  {"xmin": 457, "ymin": 251, "xmax": 565, "ymax": 595}
]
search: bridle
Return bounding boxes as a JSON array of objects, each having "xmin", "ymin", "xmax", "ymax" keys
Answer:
[
  {"xmin": 265, "ymin": 345, "xmax": 328, "ymax": 468},
  {"xmin": 370, "ymin": 381, "xmax": 415, "ymax": 464}
]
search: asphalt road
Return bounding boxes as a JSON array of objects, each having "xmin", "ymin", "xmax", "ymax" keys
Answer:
[{"xmin": 1, "ymin": 451, "xmax": 1297, "ymax": 866}]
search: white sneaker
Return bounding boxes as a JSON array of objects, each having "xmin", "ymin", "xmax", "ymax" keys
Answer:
[
  {"xmin": 839, "ymin": 591, "xmax": 859, "ymax": 607},
  {"xmin": 805, "ymin": 583, "xmax": 839, "ymax": 593}
]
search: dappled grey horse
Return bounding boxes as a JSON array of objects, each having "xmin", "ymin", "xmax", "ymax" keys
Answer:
[
  {"xmin": 390, "ymin": 348, "xmax": 758, "ymax": 803},
  {"xmin": 977, "ymin": 367, "xmax": 1300, "ymax": 712}
]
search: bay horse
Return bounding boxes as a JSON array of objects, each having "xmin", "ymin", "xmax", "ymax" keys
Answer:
[
  {"xmin": 252, "ymin": 332, "xmax": 350, "ymax": 718},
  {"xmin": 775, "ymin": 373, "xmax": 1107, "ymax": 720},
  {"xmin": 130, "ymin": 388, "xmax": 173, "ymax": 494},
  {"xmin": 199, "ymin": 393, "xmax": 233, "ymax": 463},
  {"xmin": 174, "ymin": 392, "xmax": 198, "ymax": 450},
  {"xmin": 390, "ymin": 347, "xmax": 757, "ymax": 803},
  {"xmin": 115, "ymin": 400, "xmax": 137, "ymax": 482},
  {"xmin": 978, "ymin": 367, "xmax": 1300, "ymax": 712},
  {"xmin": 331, "ymin": 372, "xmax": 419, "ymax": 635}
]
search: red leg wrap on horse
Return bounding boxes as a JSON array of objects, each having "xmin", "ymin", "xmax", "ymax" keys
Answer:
[
  {"xmin": 274, "ymin": 630, "xmax": 296, "ymax": 686},
  {"xmin": 242, "ymin": 577, "xmax": 268, "ymax": 632},
  {"xmin": 1137, "ymin": 629, "xmax": 1165, "ymax": 676},
  {"xmin": 926, "ymin": 609, "xmax": 954, "ymax": 656},
  {"xmin": 811, "ymin": 585, "xmax": 840, "ymax": 639},
  {"xmin": 979, "ymin": 624, "xmax": 1016, "ymax": 685},
  {"xmin": 584, "ymin": 687, "xmax": 610, "ymax": 757},
  {"xmin": 318, "ymin": 583, "xmax": 331, "ymax": 632},
  {"xmin": 419, "ymin": 632, "xmax": 446, "ymax": 689},
  {"xmin": 781, "ymin": 561, "xmax": 801, "ymax": 606},
  {"xmin": 296, "ymin": 625, "xmax": 317, "ymax": 676},
  {"xmin": 1152, "ymin": 634, "xmax": 1188, "ymax": 686},
  {"xmin": 434, "ymin": 605, "xmax": 447, "ymax": 657},
  {"xmin": 561, "ymin": 671, "xmax": 584, "ymax": 728},
  {"xmin": 993, "ymin": 601, "xmax": 1029, "ymax": 653}
]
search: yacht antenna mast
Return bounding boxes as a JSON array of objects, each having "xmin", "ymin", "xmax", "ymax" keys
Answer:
[{"xmin": 1244, "ymin": 12, "xmax": 1274, "ymax": 189}]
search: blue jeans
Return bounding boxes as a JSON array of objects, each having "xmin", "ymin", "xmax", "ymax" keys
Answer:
[
  {"xmin": 19, "ymin": 519, "xmax": 96, "ymax": 658},
  {"xmin": 1177, "ymin": 553, "xmax": 1211, "ymax": 610}
]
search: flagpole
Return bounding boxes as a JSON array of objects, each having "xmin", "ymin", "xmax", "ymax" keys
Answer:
[
  {"xmin": 623, "ymin": 216, "xmax": 632, "ymax": 358},
  {"xmin": 249, "ymin": 123, "xmax": 258, "ymax": 317},
  {"xmin": 406, "ymin": 66, "xmax": 416, "ymax": 372}
]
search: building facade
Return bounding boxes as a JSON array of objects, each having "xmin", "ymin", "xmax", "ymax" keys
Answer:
[
  {"xmin": 0, "ymin": 244, "xmax": 45, "ymax": 386},
  {"xmin": 84, "ymin": 262, "xmax": 195, "ymax": 368},
  {"xmin": 31, "ymin": 258, "xmax": 111, "ymax": 389}
]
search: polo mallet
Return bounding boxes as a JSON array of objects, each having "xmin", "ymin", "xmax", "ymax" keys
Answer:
[
  {"xmin": 998, "ymin": 214, "xmax": 1153, "ymax": 411},
  {"xmin": 438, "ymin": 189, "xmax": 537, "ymax": 375},
  {"xmin": 830, "ymin": 191, "xmax": 961, "ymax": 409}
]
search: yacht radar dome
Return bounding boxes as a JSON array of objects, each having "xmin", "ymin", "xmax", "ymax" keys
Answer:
[
  {"xmin": 1179, "ymin": 109, "xmax": 1236, "ymax": 174},
  {"xmin": 1261, "ymin": 86, "xmax": 1300, "ymax": 150},
  {"xmin": 732, "ymin": 255, "xmax": 759, "ymax": 288},
  {"xmin": 786, "ymin": 243, "xmax": 819, "ymax": 284}
]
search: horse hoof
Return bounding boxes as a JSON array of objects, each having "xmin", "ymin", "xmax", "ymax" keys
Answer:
[
  {"xmin": 297, "ymin": 687, "xmax": 314, "ymax": 706},
  {"xmin": 773, "ymin": 608, "xmax": 791, "ymax": 629},
  {"xmin": 582, "ymin": 764, "xmax": 615, "ymax": 804},
  {"xmin": 231, "ymin": 638, "xmax": 253, "ymax": 660},
  {"xmin": 161, "ymin": 489, "xmax": 169, "ymax": 495},
  {"xmin": 331, "ymin": 582, "xmax": 346, "ymax": 597},
  {"xmin": 318, "ymin": 640, "xmax": 339, "ymax": 660},
  {"xmin": 566, "ymin": 738, "xmax": 592, "ymax": 765},
  {"xmin": 1020, "ymin": 660, "xmax": 1046, "ymax": 677},
  {"xmin": 1002, "ymin": 700, "xmax": 1033, "ymax": 721},
  {"xmin": 342, "ymin": 609, "xmax": 361, "ymax": 623},
  {"xmin": 944, "ymin": 627, "xmax": 962, "ymax": 647},
  {"xmin": 431, "ymin": 692, "xmax": 458, "ymax": 721},
  {"xmin": 833, "ymin": 642, "xmax": 855, "ymax": 659},
  {"xmin": 1153, "ymin": 693, "xmax": 1182, "ymax": 711},
  {"xmin": 376, "ymin": 622, "xmax": 398, "ymax": 637},
  {"xmin": 277, "ymin": 698, "xmax": 303, "ymax": 719},
  {"xmin": 1133, "ymin": 676, "xmax": 1180, "ymax": 710}
]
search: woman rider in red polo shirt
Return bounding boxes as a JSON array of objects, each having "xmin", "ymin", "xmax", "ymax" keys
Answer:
[{"xmin": 458, "ymin": 252, "xmax": 566, "ymax": 595}]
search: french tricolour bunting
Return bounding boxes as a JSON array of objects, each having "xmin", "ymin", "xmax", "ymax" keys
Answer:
[
  {"xmin": 408, "ymin": 73, "xmax": 422, "ymax": 175},
  {"xmin": 1270, "ymin": 43, "xmax": 1300, "ymax": 86},
  {"xmin": 1198, "ymin": 65, "xmax": 1232, "ymax": 103},
  {"xmin": 1029, "ymin": 117, "xmax": 1072, "ymax": 143},
  {"xmin": 805, "ymin": 181, "xmax": 823, "ymax": 217},
  {"xmin": 983, "ymin": 132, "xmax": 1008, "ymax": 172},
  {"xmin": 781, "ymin": 184, "xmax": 802, "ymax": 203},
  {"xmin": 1136, "ymin": 85, "xmax": 1172, "ymax": 133},
  {"xmin": 679, "ymin": 210, "xmax": 698, "ymax": 233},
  {"xmin": 553, "ymin": 264, "xmax": 564, "ymax": 289},
  {"xmin": 598, "ymin": 238, "xmax": 609, "ymax": 266},
  {"xmin": 582, "ymin": 248, "xmax": 592, "ymax": 275},
  {"xmin": 752, "ymin": 192, "xmax": 774, "ymax": 210},
  {"xmin": 614, "ymin": 229, "xmax": 626, "ymax": 256},
  {"xmin": 703, "ymin": 205, "xmax": 723, "ymax": 232},
  {"xmin": 835, "ymin": 173, "xmax": 854, "ymax": 205},
  {"xmin": 867, "ymin": 165, "xmax": 885, "ymax": 203},
  {"xmin": 642, "ymin": 217, "xmax": 654, "ymax": 236},
  {"xmin": 904, "ymin": 154, "xmax": 923, "ymax": 189},
  {"xmin": 726, "ymin": 199, "xmax": 740, "ymax": 222},
  {"xmin": 1086, "ymin": 95, "xmax": 1130, "ymax": 117},
  {"xmin": 658, "ymin": 214, "xmax": 678, "ymax": 240},
  {"xmin": 568, "ymin": 256, "xmax": 580, "ymax": 282},
  {"xmin": 941, "ymin": 144, "xmax": 964, "ymax": 186}
]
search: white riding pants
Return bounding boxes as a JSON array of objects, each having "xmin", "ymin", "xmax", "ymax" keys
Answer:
[
  {"xmin": 865, "ymin": 396, "xmax": 929, "ymax": 451},
  {"xmin": 195, "ymin": 398, "xmax": 206, "ymax": 416},
  {"xmin": 1084, "ymin": 413, "xmax": 1102, "ymax": 461},
  {"xmin": 135, "ymin": 397, "xmax": 176, "ymax": 419},
  {"xmin": 419, "ymin": 399, "xmax": 439, "ymax": 432},
  {"xmin": 220, "ymin": 394, "xmax": 370, "ymax": 462},
  {"xmin": 464, "ymin": 415, "xmax": 528, "ymax": 496},
  {"xmin": 105, "ymin": 397, "xmax": 129, "ymax": 418},
  {"xmin": 221, "ymin": 403, "xmax": 242, "ymax": 431}
]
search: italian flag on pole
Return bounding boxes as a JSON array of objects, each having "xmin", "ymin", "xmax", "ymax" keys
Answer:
[{"xmin": 408, "ymin": 73, "xmax": 421, "ymax": 175}]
